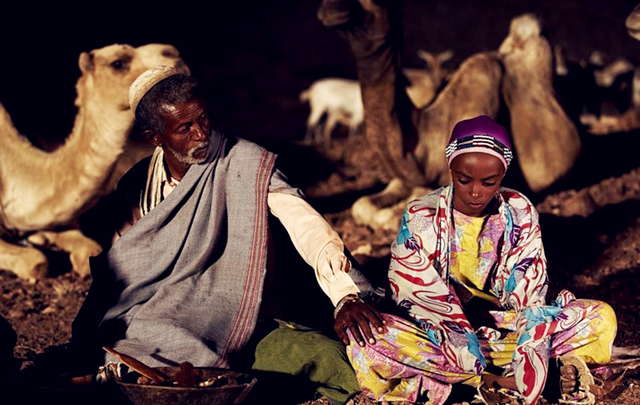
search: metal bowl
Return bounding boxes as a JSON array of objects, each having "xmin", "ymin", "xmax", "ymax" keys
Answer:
[{"xmin": 116, "ymin": 367, "xmax": 257, "ymax": 405}]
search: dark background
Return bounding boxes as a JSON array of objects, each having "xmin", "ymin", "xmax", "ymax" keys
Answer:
[{"xmin": 2, "ymin": 0, "xmax": 640, "ymax": 148}]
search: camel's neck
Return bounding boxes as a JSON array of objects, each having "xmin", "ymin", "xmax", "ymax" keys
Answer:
[
  {"xmin": 64, "ymin": 100, "xmax": 129, "ymax": 159},
  {"xmin": 503, "ymin": 41, "xmax": 554, "ymax": 90},
  {"xmin": 57, "ymin": 93, "xmax": 131, "ymax": 190},
  {"xmin": 0, "ymin": 77, "xmax": 132, "ymax": 231},
  {"xmin": 340, "ymin": 2, "xmax": 425, "ymax": 185},
  {"xmin": 347, "ymin": 4, "xmax": 401, "ymax": 89}
]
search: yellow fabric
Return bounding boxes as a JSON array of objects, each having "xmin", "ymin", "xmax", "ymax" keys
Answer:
[
  {"xmin": 349, "ymin": 315, "xmax": 482, "ymax": 401},
  {"xmin": 482, "ymin": 302, "xmax": 617, "ymax": 368},
  {"xmin": 451, "ymin": 211, "xmax": 498, "ymax": 304},
  {"xmin": 483, "ymin": 329, "xmax": 519, "ymax": 367},
  {"xmin": 348, "ymin": 301, "xmax": 617, "ymax": 401},
  {"xmin": 569, "ymin": 301, "xmax": 617, "ymax": 365}
]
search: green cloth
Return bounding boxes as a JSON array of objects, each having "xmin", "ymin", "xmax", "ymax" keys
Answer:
[{"xmin": 251, "ymin": 322, "xmax": 360, "ymax": 405}]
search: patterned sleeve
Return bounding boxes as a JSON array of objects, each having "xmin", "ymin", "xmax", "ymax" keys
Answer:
[
  {"xmin": 387, "ymin": 201, "xmax": 437, "ymax": 302},
  {"xmin": 495, "ymin": 191, "xmax": 549, "ymax": 314}
]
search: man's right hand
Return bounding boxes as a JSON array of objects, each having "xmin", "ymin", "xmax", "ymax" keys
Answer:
[{"xmin": 334, "ymin": 298, "xmax": 386, "ymax": 347}]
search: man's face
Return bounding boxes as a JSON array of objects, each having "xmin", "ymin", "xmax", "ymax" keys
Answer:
[
  {"xmin": 154, "ymin": 98, "xmax": 212, "ymax": 166},
  {"xmin": 450, "ymin": 152, "xmax": 505, "ymax": 217}
]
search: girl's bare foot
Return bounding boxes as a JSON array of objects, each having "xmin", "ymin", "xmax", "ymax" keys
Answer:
[{"xmin": 552, "ymin": 355, "xmax": 596, "ymax": 405}]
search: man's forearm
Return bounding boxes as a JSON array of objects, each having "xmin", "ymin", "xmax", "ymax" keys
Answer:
[{"xmin": 267, "ymin": 192, "xmax": 360, "ymax": 306}]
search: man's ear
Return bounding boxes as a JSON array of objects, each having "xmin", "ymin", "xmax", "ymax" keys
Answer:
[{"xmin": 144, "ymin": 130, "xmax": 162, "ymax": 148}]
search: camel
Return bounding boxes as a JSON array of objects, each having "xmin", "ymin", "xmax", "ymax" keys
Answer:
[
  {"xmin": 580, "ymin": 3, "xmax": 640, "ymax": 135},
  {"xmin": 403, "ymin": 49, "xmax": 454, "ymax": 109},
  {"xmin": 593, "ymin": 58, "xmax": 634, "ymax": 88},
  {"xmin": 579, "ymin": 62, "xmax": 640, "ymax": 135},
  {"xmin": 627, "ymin": 3, "xmax": 640, "ymax": 41},
  {"xmin": 499, "ymin": 13, "xmax": 581, "ymax": 193},
  {"xmin": 318, "ymin": 0, "xmax": 580, "ymax": 232},
  {"xmin": 0, "ymin": 43, "xmax": 189, "ymax": 279},
  {"xmin": 318, "ymin": 0, "xmax": 504, "ymax": 190},
  {"xmin": 351, "ymin": 51, "xmax": 503, "ymax": 231},
  {"xmin": 555, "ymin": 45, "xmax": 636, "ymax": 127},
  {"xmin": 319, "ymin": 0, "xmax": 503, "ymax": 232},
  {"xmin": 536, "ymin": 3, "xmax": 640, "ymax": 218}
]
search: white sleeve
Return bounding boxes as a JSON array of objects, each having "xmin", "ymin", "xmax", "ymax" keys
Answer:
[{"xmin": 267, "ymin": 192, "xmax": 361, "ymax": 306}]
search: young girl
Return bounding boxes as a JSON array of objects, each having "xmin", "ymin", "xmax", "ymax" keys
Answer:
[{"xmin": 334, "ymin": 115, "xmax": 616, "ymax": 405}]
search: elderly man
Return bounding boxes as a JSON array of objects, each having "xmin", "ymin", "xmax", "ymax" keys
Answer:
[{"xmin": 70, "ymin": 66, "xmax": 385, "ymax": 404}]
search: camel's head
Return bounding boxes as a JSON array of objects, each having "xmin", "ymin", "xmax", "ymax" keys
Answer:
[
  {"xmin": 498, "ymin": 14, "xmax": 542, "ymax": 54},
  {"xmin": 417, "ymin": 49, "xmax": 454, "ymax": 83},
  {"xmin": 318, "ymin": 0, "xmax": 395, "ymax": 30},
  {"xmin": 627, "ymin": 4, "xmax": 640, "ymax": 41},
  {"xmin": 74, "ymin": 43, "xmax": 190, "ymax": 112},
  {"xmin": 498, "ymin": 14, "xmax": 552, "ymax": 77},
  {"xmin": 318, "ymin": 0, "xmax": 366, "ymax": 27}
]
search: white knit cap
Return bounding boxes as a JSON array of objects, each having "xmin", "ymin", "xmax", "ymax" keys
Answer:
[{"xmin": 129, "ymin": 65, "xmax": 182, "ymax": 113}]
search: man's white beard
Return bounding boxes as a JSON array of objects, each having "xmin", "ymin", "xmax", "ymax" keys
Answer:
[{"xmin": 166, "ymin": 141, "xmax": 211, "ymax": 165}]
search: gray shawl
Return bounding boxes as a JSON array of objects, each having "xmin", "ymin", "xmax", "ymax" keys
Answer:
[{"xmin": 74, "ymin": 132, "xmax": 292, "ymax": 368}]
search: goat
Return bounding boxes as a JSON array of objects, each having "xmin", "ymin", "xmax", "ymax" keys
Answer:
[
  {"xmin": 300, "ymin": 50, "xmax": 453, "ymax": 146},
  {"xmin": 299, "ymin": 78, "xmax": 363, "ymax": 146}
]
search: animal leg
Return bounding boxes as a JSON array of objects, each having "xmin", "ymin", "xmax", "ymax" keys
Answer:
[
  {"xmin": 304, "ymin": 107, "xmax": 326, "ymax": 143},
  {"xmin": 580, "ymin": 108, "xmax": 640, "ymax": 135},
  {"xmin": 537, "ymin": 166, "xmax": 640, "ymax": 218},
  {"xmin": 304, "ymin": 126, "xmax": 315, "ymax": 143},
  {"xmin": 351, "ymin": 178, "xmax": 430, "ymax": 232},
  {"xmin": 0, "ymin": 238, "xmax": 48, "ymax": 280},
  {"xmin": 322, "ymin": 112, "xmax": 341, "ymax": 146},
  {"xmin": 348, "ymin": 121, "xmax": 362, "ymax": 138},
  {"xmin": 28, "ymin": 229, "xmax": 101, "ymax": 277}
]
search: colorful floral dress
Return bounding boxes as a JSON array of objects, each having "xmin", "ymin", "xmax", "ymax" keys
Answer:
[{"xmin": 347, "ymin": 185, "xmax": 616, "ymax": 405}]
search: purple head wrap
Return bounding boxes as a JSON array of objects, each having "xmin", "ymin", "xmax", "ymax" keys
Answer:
[{"xmin": 445, "ymin": 115, "xmax": 513, "ymax": 170}]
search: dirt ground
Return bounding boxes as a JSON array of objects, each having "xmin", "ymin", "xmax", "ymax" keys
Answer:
[
  {"xmin": 1, "ymin": 2, "xmax": 640, "ymax": 404},
  {"xmin": 1, "ymin": 128, "xmax": 640, "ymax": 405}
]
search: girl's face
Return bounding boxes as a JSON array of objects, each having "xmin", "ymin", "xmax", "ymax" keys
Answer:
[{"xmin": 450, "ymin": 152, "xmax": 506, "ymax": 217}]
